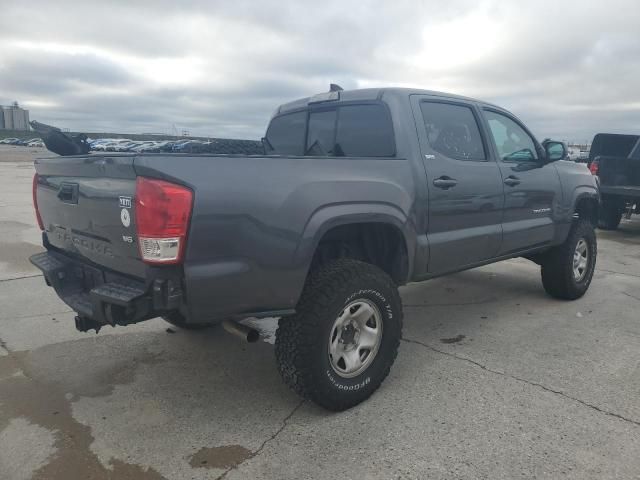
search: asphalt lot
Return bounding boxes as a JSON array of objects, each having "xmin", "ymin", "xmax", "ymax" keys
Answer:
[{"xmin": 0, "ymin": 144, "xmax": 639, "ymax": 479}]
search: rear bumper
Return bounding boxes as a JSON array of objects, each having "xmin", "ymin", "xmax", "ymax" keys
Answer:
[{"xmin": 29, "ymin": 250, "xmax": 180, "ymax": 329}]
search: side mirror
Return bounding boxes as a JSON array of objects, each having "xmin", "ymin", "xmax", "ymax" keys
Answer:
[{"xmin": 543, "ymin": 140, "xmax": 566, "ymax": 162}]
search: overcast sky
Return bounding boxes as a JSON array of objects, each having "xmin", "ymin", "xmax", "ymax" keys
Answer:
[{"xmin": 1, "ymin": 0, "xmax": 639, "ymax": 142}]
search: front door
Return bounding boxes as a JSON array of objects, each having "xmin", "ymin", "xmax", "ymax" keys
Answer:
[
  {"xmin": 411, "ymin": 96, "xmax": 505, "ymax": 275},
  {"xmin": 480, "ymin": 109, "xmax": 562, "ymax": 255}
]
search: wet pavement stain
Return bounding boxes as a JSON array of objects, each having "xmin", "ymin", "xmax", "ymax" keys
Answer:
[
  {"xmin": 0, "ymin": 350, "xmax": 168, "ymax": 480},
  {"xmin": 440, "ymin": 334, "xmax": 466, "ymax": 344},
  {"xmin": 0, "ymin": 241, "xmax": 44, "ymax": 271},
  {"xmin": 188, "ymin": 445, "xmax": 253, "ymax": 470}
]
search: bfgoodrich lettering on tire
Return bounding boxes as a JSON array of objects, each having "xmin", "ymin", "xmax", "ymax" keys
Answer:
[{"xmin": 275, "ymin": 259, "xmax": 403, "ymax": 411}]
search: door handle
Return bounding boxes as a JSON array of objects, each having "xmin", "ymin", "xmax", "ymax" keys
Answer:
[
  {"xmin": 433, "ymin": 176, "xmax": 458, "ymax": 189},
  {"xmin": 503, "ymin": 176, "xmax": 521, "ymax": 187}
]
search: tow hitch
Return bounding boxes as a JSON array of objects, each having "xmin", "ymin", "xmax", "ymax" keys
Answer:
[{"xmin": 75, "ymin": 315, "xmax": 103, "ymax": 334}]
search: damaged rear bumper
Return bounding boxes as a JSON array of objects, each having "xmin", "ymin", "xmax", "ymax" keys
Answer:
[{"xmin": 29, "ymin": 250, "xmax": 181, "ymax": 332}]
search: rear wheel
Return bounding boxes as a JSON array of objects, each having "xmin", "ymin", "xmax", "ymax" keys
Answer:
[
  {"xmin": 598, "ymin": 197, "xmax": 623, "ymax": 230},
  {"xmin": 541, "ymin": 220, "xmax": 597, "ymax": 300},
  {"xmin": 275, "ymin": 259, "xmax": 403, "ymax": 411}
]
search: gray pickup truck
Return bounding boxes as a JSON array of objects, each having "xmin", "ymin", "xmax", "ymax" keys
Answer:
[{"xmin": 30, "ymin": 87, "xmax": 599, "ymax": 410}]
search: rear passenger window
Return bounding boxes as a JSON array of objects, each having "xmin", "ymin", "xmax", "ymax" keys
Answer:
[
  {"xmin": 306, "ymin": 109, "xmax": 337, "ymax": 156},
  {"xmin": 335, "ymin": 104, "xmax": 395, "ymax": 157},
  {"xmin": 420, "ymin": 102, "xmax": 486, "ymax": 161},
  {"xmin": 265, "ymin": 111, "xmax": 306, "ymax": 155}
]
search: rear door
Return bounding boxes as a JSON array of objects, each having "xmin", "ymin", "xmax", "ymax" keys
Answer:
[
  {"xmin": 480, "ymin": 109, "xmax": 561, "ymax": 254},
  {"xmin": 34, "ymin": 155, "xmax": 145, "ymax": 278},
  {"xmin": 411, "ymin": 95, "xmax": 504, "ymax": 274}
]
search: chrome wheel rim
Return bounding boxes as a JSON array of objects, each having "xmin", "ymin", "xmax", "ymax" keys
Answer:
[
  {"xmin": 328, "ymin": 299, "xmax": 383, "ymax": 378},
  {"xmin": 573, "ymin": 238, "xmax": 589, "ymax": 282}
]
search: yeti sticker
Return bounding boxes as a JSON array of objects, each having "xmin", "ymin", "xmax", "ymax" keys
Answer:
[{"xmin": 120, "ymin": 208, "xmax": 131, "ymax": 227}]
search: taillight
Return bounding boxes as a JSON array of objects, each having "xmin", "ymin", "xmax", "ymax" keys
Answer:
[
  {"xmin": 135, "ymin": 177, "xmax": 193, "ymax": 264},
  {"xmin": 589, "ymin": 161, "xmax": 599, "ymax": 176},
  {"xmin": 32, "ymin": 173, "xmax": 44, "ymax": 230}
]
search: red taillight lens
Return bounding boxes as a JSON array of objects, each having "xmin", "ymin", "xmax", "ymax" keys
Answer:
[
  {"xmin": 32, "ymin": 173, "xmax": 44, "ymax": 230},
  {"xmin": 135, "ymin": 177, "xmax": 193, "ymax": 264},
  {"xmin": 589, "ymin": 161, "xmax": 599, "ymax": 176}
]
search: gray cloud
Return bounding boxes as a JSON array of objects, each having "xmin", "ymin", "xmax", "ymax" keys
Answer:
[{"xmin": 1, "ymin": 0, "xmax": 639, "ymax": 141}]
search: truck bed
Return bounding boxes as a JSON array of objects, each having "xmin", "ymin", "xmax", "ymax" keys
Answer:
[
  {"xmin": 600, "ymin": 185, "xmax": 640, "ymax": 198},
  {"xmin": 33, "ymin": 152, "xmax": 415, "ymax": 325}
]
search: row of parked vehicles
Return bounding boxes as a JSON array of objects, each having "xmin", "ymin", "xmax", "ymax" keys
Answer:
[
  {"xmin": 88, "ymin": 137, "xmax": 263, "ymax": 154},
  {"xmin": 90, "ymin": 138, "xmax": 187, "ymax": 153},
  {"xmin": 0, "ymin": 137, "xmax": 44, "ymax": 147}
]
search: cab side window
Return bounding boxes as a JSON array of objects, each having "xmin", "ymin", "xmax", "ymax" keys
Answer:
[
  {"xmin": 483, "ymin": 110, "xmax": 538, "ymax": 162},
  {"xmin": 335, "ymin": 104, "xmax": 395, "ymax": 157},
  {"xmin": 306, "ymin": 109, "xmax": 337, "ymax": 156},
  {"xmin": 419, "ymin": 102, "xmax": 486, "ymax": 161},
  {"xmin": 266, "ymin": 103, "xmax": 396, "ymax": 157}
]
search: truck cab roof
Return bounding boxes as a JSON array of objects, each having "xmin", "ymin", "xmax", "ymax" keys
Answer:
[{"xmin": 276, "ymin": 87, "xmax": 502, "ymax": 116}]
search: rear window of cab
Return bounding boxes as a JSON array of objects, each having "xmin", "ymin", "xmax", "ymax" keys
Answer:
[{"xmin": 265, "ymin": 103, "xmax": 395, "ymax": 157}]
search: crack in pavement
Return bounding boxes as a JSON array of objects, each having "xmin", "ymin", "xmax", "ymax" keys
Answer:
[
  {"xmin": 598, "ymin": 268, "xmax": 640, "ymax": 279},
  {"xmin": 403, "ymin": 298, "xmax": 497, "ymax": 308},
  {"xmin": 216, "ymin": 399, "xmax": 305, "ymax": 480},
  {"xmin": 0, "ymin": 273, "xmax": 42, "ymax": 283},
  {"xmin": 401, "ymin": 337, "xmax": 640, "ymax": 428},
  {"xmin": 622, "ymin": 291, "xmax": 640, "ymax": 303},
  {"xmin": 0, "ymin": 309, "xmax": 74, "ymax": 321}
]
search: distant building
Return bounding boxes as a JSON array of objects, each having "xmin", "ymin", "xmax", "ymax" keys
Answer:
[{"xmin": 0, "ymin": 102, "xmax": 30, "ymax": 130}]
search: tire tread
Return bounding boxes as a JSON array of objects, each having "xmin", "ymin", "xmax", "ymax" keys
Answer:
[{"xmin": 275, "ymin": 259, "xmax": 402, "ymax": 411}]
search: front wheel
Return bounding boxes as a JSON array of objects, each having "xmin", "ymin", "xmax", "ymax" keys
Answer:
[
  {"xmin": 275, "ymin": 259, "xmax": 403, "ymax": 411},
  {"xmin": 541, "ymin": 220, "xmax": 597, "ymax": 300}
]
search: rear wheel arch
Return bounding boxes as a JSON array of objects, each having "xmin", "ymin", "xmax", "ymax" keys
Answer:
[{"xmin": 296, "ymin": 206, "xmax": 414, "ymax": 287}]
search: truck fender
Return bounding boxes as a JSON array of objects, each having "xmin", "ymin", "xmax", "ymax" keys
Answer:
[
  {"xmin": 553, "ymin": 186, "xmax": 599, "ymax": 245},
  {"xmin": 571, "ymin": 187, "xmax": 600, "ymax": 223},
  {"xmin": 294, "ymin": 202, "xmax": 415, "ymax": 279}
]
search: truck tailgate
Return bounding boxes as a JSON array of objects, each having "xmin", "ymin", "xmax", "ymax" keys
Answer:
[{"xmin": 34, "ymin": 155, "xmax": 145, "ymax": 278}]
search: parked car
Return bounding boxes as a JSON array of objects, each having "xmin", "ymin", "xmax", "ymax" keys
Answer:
[
  {"xmin": 577, "ymin": 150, "xmax": 590, "ymax": 162},
  {"xmin": 0, "ymin": 138, "xmax": 20, "ymax": 144},
  {"xmin": 30, "ymin": 86, "xmax": 599, "ymax": 411},
  {"xmin": 587, "ymin": 133, "xmax": 640, "ymax": 229},
  {"xmin": 171, "ymin": 139, "xmax": 196, "ymax": 152}
]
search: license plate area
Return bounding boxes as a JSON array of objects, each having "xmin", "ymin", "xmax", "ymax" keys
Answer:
[{"xmin": 72, "ymin": 263, "xmax": 105, "ymax": 292}]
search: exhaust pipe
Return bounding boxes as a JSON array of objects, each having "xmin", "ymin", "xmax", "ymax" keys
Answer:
[{"xmin": 222, "ymin": 320, "xmax": 259, "ymax": 343}]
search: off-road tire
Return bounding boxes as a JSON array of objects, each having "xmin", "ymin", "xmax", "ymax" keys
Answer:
[
  {"xmin": 275, "ymin": 259, "xmax": 403, "ymax": 411},
  {"xmin": 598, "ymin": 198, "xmax": 623, "ymax": 230},
  {"xmin": 541, "ymin": 220, "xmax": 597, "ymax": 300}
]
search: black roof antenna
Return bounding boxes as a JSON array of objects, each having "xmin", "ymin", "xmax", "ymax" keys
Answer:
[{"xmin": 329, "ymin": 83, "xmax": 344, "ymax": 92}]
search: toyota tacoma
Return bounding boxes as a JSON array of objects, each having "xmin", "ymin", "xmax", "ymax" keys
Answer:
[{"xmin": 30, "ymin": 86, "xmax": 599, "ymax": 410}]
